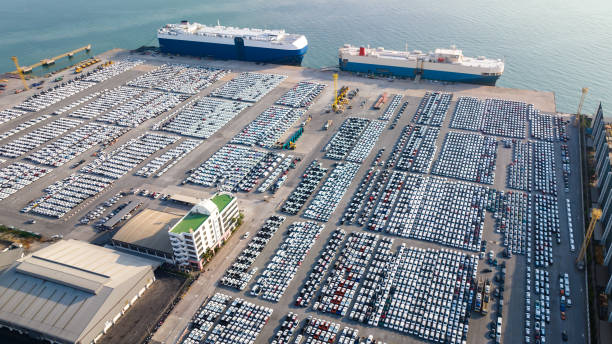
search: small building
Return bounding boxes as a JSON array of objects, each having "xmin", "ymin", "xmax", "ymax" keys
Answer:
[
  {"xmin": 111, "ymin": 208, "xmax": 182, "ymax": 264},
  {"xmin": 168, "ymin": 193, "xmax": 239, "ymax": 270},
  {"xmin": 0, "ymin": 239, "xmax": 159, "ymax": 344}
]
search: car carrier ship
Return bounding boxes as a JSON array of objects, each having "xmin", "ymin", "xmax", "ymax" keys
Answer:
[
  {"xmin": 158, "ymin": 21, "xmax": 308, "ymax": 65},
  {"xmin": 338, "ymin": 44, "xmax": 504, "ymax": 85}
]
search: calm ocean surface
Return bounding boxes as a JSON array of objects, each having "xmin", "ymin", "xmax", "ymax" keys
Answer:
[{"xmin": 1, "ymin": 0, "xmax": 610, "ymax": 114}]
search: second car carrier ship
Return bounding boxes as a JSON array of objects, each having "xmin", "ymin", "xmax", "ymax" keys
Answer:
[{"xmin": 338, "ymin": 44, "xmax": 505, "ymax": 85}]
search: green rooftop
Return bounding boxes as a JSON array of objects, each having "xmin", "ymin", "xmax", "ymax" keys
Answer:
[
  {"xmin": 171, "ymin": 212, "xmax": 209, "ymax": 234},
  {"xmin": 211, "ymin": 194, "xmax": 233, "ymax": 212}
]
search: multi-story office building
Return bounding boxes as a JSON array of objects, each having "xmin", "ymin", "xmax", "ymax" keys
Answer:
[{"xmin": 168, "ymin": 193, "xmax": 239, "ymax": 269}]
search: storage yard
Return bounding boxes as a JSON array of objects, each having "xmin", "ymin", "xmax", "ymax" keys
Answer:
[{"xmin": 0, "ymin": 49, "xmax": 586, "ymax": 344}]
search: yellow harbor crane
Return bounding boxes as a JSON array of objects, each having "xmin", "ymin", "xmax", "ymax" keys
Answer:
[
  {"xmin": 575, "ymin": 87, "xmax": 589, "ymax": 127},
  {"xmin": 331, "ymin": 73, "xmax": 350, "ymax": 113},
  {"xmin": 10, "ymin": 44, "xmax": 91, "ymax": 74},
  {"xmin": 576, "ymin": 208, "xmax": 602, "ymax": 269},
  {"xmin": 11, "ymin": 56, "xmax": 29, "ymax": 90}
]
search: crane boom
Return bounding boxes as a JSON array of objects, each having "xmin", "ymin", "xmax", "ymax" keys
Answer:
[
  {"xmin": 11, "ymin": 56, "xmax": 29, "ymax": 90},
  {"xmin": 575, "ymin": 87, "xmax": 588, "ymax": 127},
  {"xmin": 576, "ymin": 208, "xmax": 602, "ymax": 269},
  {"xmin": 9, "ymin": 45, "xmax": 91, "ymax": 74}
]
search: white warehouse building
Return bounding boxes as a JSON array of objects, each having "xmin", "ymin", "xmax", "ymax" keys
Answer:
[{"xmin": 0, "ymin": 239, "xmax": 159, "ymax": 344}]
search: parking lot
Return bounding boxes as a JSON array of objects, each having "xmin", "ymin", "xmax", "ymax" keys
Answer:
[{"xmin": 0, "ymin": 50, "xmax": 587, "ymax": 344}]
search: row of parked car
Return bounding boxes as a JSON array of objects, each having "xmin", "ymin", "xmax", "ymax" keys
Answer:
[
  {"xmin": 24, "ymin": 172, "xmax": 114, "ymax": 218},
  {"xmin": 529, "ymin": 112, "xmax": 557, "ymax": 142},
  {"xmin": 379, "ymin": 94, "xmax": 402, "ymax": 121},
  {"xmin": 98, "ymin": 90, "xmax": 188, "ymax": 127},
  {"xmin": 389, "ymin": 101, "xmax": 408, "ymax": 130},
  {"xmin": 295, "ymin": 229, "xmax": 345, "ymax": 308},
  {"xmin": 202, "ymin": 297, "xmax": 273, "ymax": 344},
  {"xmin": 82, "ymin": 133, "xmax": 179, "ymax": 179},
  {"xmin": 450, "ymin": 96, "xmax": 486, "ymax": 131},
  {"xmin": 231, "ymin": 106, "xmax": 305, "ymax": 148},
  {"xmin": 350, "ymin": 237, "xmax": 395, "ymax": 326},
  {"xmin": 0, "ymin": 117, "xmax": 82, "ymax": 158},
  {"xmin": 556, "ymin": 116, "xmax": 570, "ymax": 142},
  {"xmin": 187, "ymin": 144, "xmax": 267, "ymax": 190},
  {"xmin": 480, "ymin": 98, "xmax": 528, "ymax": 139},
  {"xmin": 534, "ymin": 194, "xmax": 559, "ymax": 267},
  {"xmin": 495, "ymin": 190, "xmax": 530, "ymax": 255},
  {"xmin": 0, "ymin": 108, "xmax": 28, "ymax": 126},
  {"xmin": 0, "ymin": 162, "xmax": 51, "ymax": 201},
  {"xmin": 376, "ymin": 246, "xmax": 478, "ymax": 344},
  {"xmin": 128, "ymin": 63, "xmax": 228, "ymax": 94},
  {"xmin": 324, "ymin": 117, "xmax": 370, "ymax": 160},
  {"xmin": 83, "ymin": 59, "xmax": 144, "ymax": 83},
  {"xmin": 0, "ymin": 113, "xmax": 51, "ymax": 141},
  {"xmin": 157, "ymin": 97, "xmax": 249, "ymax": 139},
  {"xmin": 136, "ymin": 138, "xmax": 202, "ymax": 178},
  {"xmin": 534, "ymin": 141, "xmax": 558, "ymax": 196},
  {"xmin": 346, "ymin": 120, "xmax": 385, "ymax": 163},
  {"xmin": 235, "ymin": 152, "xmax": 282, "ymax": 192},
  {"xmin": 451, "ymin": 96, "xmax": 529, "ymax": 139},
  {"xmin": 271, "ymin": 312, "xmax": 300, "ymax": 344},
  {"xmin": 507, "ymin": 141, "xmax": 533, "ymax": 192},
  {"xmin": 17, "ymin": 79, "xmax": 96, "ymax": 112},
  {"xmin": 27, "ymin": 122, "xmax": 127, "ymax": 167},
  {"xmin": 220, "ymin": 216, "xmax": 285, "ymax": 290},
  {"xmin": 252, "ymin": 221, "xmax": 324, "ymax": 302},
  {"xmin": 387, "ymin": 125, "xmax": 439, "ymax": 173},
  {"xmin": 79, "ymin": 192, "xmax": 124, "ymax": 224},
  {"xmin": 210, "ymin": 72, "xmax": 286, "ymax": 103},
  {"xmin": 299, "ymin": 316, "xmax": 341, "ymax": 344},
  {"xmin": 413, "ymin": 92, "xmax": 452, "ymax": 127},
  {"xmin": 340, "ymin": 167, "xmax": 380, "ymax": 226},
  {"xmin": 257, "ymin": 155, "xmax": 295, "ymax": 193},
  {"xmin": 281, "ymin": 160, "xmax": 328, "ymax": 215},
  {"xmin": 314, "ymin": 232, "xmax": 379, "ymax": 317},
  {"xmin": 303, "ymin": 162, "xmax": 360, "ymax": 222},
  {"xmin": 432, "ymin": 131, "xmax": 497, "ymax": 185},
  {"xmin": 183, "ymin": 293, "xmax": 232, "ymax": 344},
  {"xmin": 275, "ymin": 81, "xmax": 326, "ymax": 108},
  {"xmin": 369, "ymin": 172, "xmax": 487, "ymax": 252},
  {"xmin": 566, "ymin": 199, "xmax": 576, "ymax": 252},
  {"xmin": 560, "ymin": 143, "xmax": 571, "ymax": 192},
  {"xmin": 54, "ymin": 91, "xmax": 102, "ymax": 116},
  {"xmin": 70, "ymin": 86, "xmax": 142, "ymax": 119}
]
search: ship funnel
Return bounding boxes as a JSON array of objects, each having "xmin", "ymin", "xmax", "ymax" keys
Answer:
[{"xmin": 359, "ymin": 47, "xmax": 365, "ymax": 56}]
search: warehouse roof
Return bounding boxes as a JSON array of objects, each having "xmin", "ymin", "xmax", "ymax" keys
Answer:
[
  {"xmin": 0, "ymin": 240, "xmax": 159, "ymax": 344},
  {"xmin": 169, "ymin": 194, "xmax": 201, "ymax": 205},
  {"xmin": 112, "ymin": 209, "xmax": 182, "ymax": 254}
]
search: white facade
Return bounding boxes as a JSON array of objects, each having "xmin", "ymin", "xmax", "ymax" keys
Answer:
[{"xmin": 168, "ymin": 193, "xmax": 239, "ymax": 269}]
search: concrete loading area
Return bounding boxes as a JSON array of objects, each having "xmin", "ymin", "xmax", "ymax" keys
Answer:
[{"xmin": 0, "ymin": 49, "xmax": 586, "ymax": 344}]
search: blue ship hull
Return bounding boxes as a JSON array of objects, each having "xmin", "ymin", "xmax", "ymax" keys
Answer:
[
  {"xmin": 339, "ymin": 59, "xmax": 500, "ymax": 86},
  {"xmin": 159, "ymin": 38, "xmax": 307, "ymax": 65}
]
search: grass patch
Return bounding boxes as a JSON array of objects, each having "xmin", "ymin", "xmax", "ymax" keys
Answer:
[
  {"xmin": 211, "ymin": 194, "xmax": 233, "ymax": 212},
  {"xmin": 171, "ymin": 213, "xmax": 208, "ymax": 234}
]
